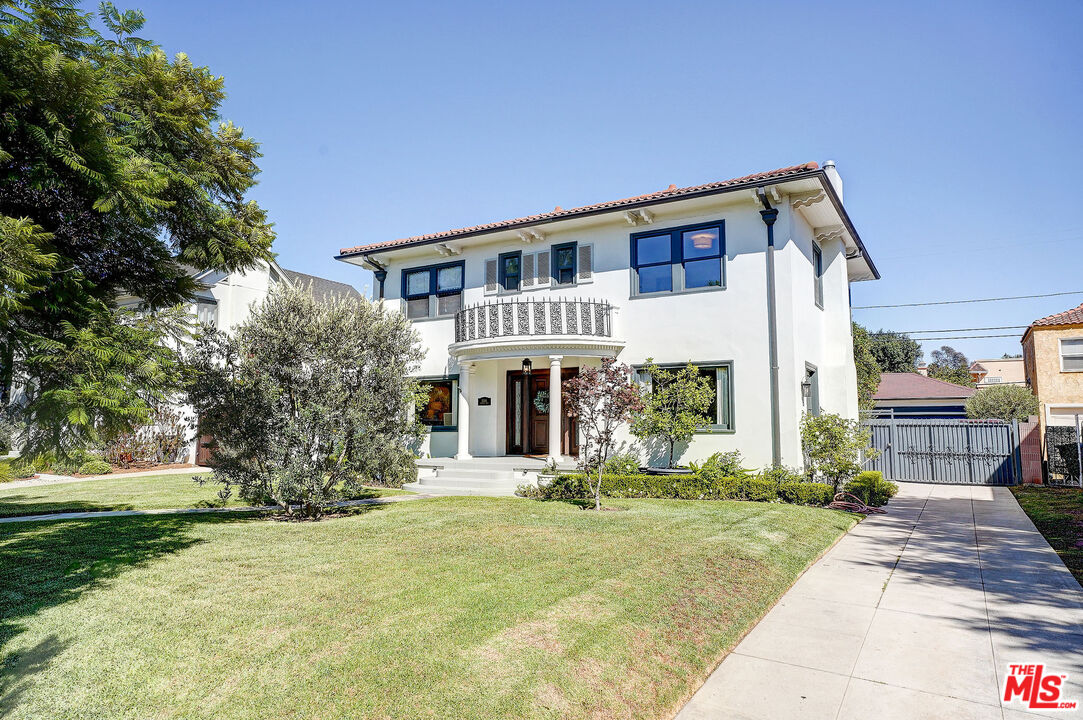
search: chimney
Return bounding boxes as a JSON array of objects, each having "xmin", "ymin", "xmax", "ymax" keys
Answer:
[
  {"xmin": 916, "ymin": 362, "xmax": 928, "ymax": 377},
  {"xmin": 822, "ymin": 160, "xmax": 843, "ymax": 203}
]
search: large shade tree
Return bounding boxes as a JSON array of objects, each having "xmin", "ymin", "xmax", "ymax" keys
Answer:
[
  {"xmin": 852, "ymin": 322, "xmax": 881, "ymax": 410},
  {"xmin": 0, "ymin": 1, "xmax": 274, "ymax": 455},
  {"xmin": 869, "ymin": 330, "xmax": 922, "ymax": 373}
]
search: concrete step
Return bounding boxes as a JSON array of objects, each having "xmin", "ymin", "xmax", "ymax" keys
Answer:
[{"xmin": 434, "ymin": 468, "xmax": 521, "ymax": 481}]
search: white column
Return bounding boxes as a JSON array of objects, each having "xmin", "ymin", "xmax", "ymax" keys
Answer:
[
  {"xmin": 456, "ymin": 362, "xmax": 473, "ymax": 459},
  {"xmin": 548, "ymin": 355, "xmax": 563, "ymax": 464}
]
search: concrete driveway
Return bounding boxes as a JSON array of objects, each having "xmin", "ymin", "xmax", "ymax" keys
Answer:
[{"xmin": 676, "ymin": 483, "xmax": 1083, "ymax": 719}]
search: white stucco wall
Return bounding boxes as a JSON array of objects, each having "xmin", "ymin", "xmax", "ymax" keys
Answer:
[{"xmin": 378, "ymin": 190, "xmax": 865, "ymax": 469}]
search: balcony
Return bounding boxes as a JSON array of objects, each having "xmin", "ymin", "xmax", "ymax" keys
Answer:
[{"xmin": 454, "ymin": 297, "xmax": 613, "ymax": 343}]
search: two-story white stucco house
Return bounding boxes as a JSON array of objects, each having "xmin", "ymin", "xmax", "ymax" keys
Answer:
[{"xmin": 336, "ymin": 161, "xmax": 878, "ymax": 476}]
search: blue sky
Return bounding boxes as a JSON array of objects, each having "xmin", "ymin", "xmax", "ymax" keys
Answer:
[{"xmin": 128, "ymin": 0, "xmax": 1082, "ymax": 362}]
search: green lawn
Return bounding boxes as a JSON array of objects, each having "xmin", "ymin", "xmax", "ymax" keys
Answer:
[
  {"xmin": 0, "ymin": 473, "xmax": 409, "ymax": 518},
  {"xmin": 1011, "ymin": 485, "xmax": 1083, "ymax": 586},
  {"xmin": 0, "ymin": 496, "xmax": 855, "ymax": 719}
]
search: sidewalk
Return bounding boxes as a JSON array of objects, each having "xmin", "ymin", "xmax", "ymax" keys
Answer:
[
  {"xmin": 4, "ymin": 465, "xmax": 212, "ymax": 491},
  {"xmin": 676, "ymin": 482, "xmax": 1083, "ymax": 720}
]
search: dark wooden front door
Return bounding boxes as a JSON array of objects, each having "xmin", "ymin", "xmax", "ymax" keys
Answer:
[{"xmin": 506, "ymin": 368, "xmax": 579, "ymax": 457}]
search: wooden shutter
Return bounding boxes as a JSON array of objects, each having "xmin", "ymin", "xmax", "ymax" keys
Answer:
[
  {"xmin": 522, "ymin": 252, "xmax": 535, "ymax": 288},
  {"xmin": 577, "ymin": 244, "xmax": 593, "ymax": 284},
  {"xmin": 484, "ymin": 258, "xmax": 498, "ymax": 295},
  {"xmin": 535, "ymin": 250, "xmax": 550, "ymax": 286}
]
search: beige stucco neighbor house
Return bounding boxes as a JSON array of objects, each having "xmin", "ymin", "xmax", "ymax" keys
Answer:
[
  {"xmin": 968, "ymin": 357, "xmax": 1025, "ymax": 387},
  {"xmin": 1021, "ymin": 302, "xmax": 1083, "ymax": 434}
]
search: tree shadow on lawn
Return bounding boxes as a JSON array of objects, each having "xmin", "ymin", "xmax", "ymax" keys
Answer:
[
  {"xmin": 0, "ymin": 497, "xmax": 144, "ymax": 518},
  {"xmin": 0, "ymin": 513, "xmax": 258, "ymax": 713}
]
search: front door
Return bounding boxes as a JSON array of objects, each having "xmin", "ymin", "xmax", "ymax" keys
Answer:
[
  {"xmin": 506, "ymin": 368, "xmax": 579, "ymax": 457},
  {"xmin": 506, "ymin": 370, "xmax": 548, "ymax": 455}
]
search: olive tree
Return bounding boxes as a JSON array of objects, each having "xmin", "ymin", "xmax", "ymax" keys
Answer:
[
  {"xmin": 966, "ymin": 385, "xmax": 1038, "ymax": 422},
  {"xmin": 185, "ymin": 285, "xmax": 424, "ymax": 517}
]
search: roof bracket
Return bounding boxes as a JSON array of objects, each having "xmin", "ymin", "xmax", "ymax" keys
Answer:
[
  {"xmin": 517, "ymin": 229, "xmax": 545, "ymax": 244},
  {"xmin": 623, "ymin": 209, "xmax": 654, "ymax": 226}
]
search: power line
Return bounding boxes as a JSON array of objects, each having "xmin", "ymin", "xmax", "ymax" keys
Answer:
[
  {"xmin": 853, "ymin": 290, "xmax": 1083, "ymax": 309},
  {"xmin": 885, "ymin": 325, "xmax": 1028, "ymax": 334},
  {"xmin": 869, "ymin": 334, "xmax": 1022, "ymax": 342}
]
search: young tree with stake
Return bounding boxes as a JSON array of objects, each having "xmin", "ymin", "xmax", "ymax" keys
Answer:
[{"xmin": 561, "ymin": 358, "xmax": 644, "ymax": 511}]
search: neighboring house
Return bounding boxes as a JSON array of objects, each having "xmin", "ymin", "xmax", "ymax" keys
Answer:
[
  {"xmin": 120, "ymin": 259, "xmax": 362, "ymax": 465},
  {"xmin": 871, "ymin": 372, "xmax": 976, "ymax": 418},
  {"xmin": 968, "ymin": 357, "xmax": 1025, "ymax": 386},
  {"xmin": 336, "ymin": 161, "xmax": 879, "ymax": 469},
  {"xmin": 1021, "ymin": 302, "xmax": 1083, "ymax": 434}
]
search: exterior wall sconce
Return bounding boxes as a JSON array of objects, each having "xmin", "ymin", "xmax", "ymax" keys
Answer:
[
  {"xmin": 801, "ymin": 379, "xmax": 813, "ymax": 398},
  {"xmin": 522, "ymin": 358, "xmax": 532, "ymax": 375}
]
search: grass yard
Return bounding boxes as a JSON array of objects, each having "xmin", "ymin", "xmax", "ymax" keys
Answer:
[
  {"xmin": 0, "ymin": 474, "xmax": 409, "ymax": 518},
  {"xmin": 1011, "ymin": 485, "xmax": 1083, "ymax": 586},
  {"xmin": 0, "ymin": 495, "xmax": 855, "ymax": 719}
]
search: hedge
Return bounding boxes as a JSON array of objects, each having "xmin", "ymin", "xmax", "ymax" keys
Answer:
[
  {"xmin": 521, "ymin": 472, "xmax": 835, "ymax": 506},
  {"xmin": 843, "ymin": 471, "xmax": 898, "ymax": 507}
]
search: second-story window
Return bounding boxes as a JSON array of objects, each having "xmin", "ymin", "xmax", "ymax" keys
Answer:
[
  {"xmin": 403, "ymin": 261, "xmax": 464, "ymax": 320},
  {"xmin": 499, "ymin": 251, "xmax": 521, "ymax": 292},
  {"xmin": 551, "ymin": 242, "xmax": 577, "ymax": 285},
  {"xmin": 631, "ymin": 221, "xmax": 725, "ymax": 295},
  {"xmin": 813, "ymin": 243, "xmax": 824, "ymax": 308}
]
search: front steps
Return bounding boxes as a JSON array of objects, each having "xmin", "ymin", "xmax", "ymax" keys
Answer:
[{"xmin": 404, "ymin": 457, "xmax": 575, "ymax": 497}]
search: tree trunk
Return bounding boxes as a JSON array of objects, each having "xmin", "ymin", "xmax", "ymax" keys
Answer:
[
  {"xmin": 595, "ymin": 466, "xmax": 602, "ymax": 511},
  {"xmin": 668, "ymin": 439, "xmax": 675, "ymax": 468}
]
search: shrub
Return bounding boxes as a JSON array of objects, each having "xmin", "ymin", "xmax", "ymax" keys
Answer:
[
  {"xmin": 801, "ymin": 412, "xmax": 875, "ymax": 489},
  {"xmin": 759, "ymin": 465, "xmax": 808, "ymax": 485},
  {"xmin": 690, "ymin": 451, "xmax": 750, "ymax": 481},
  {"xmin": 77, "ymin": 458, "xmax": 113, "ymax": 475},
  {"xmin": 603, "ymin": 452, "xmax": 641, "ymax": 476},
  {"xmin": 779, "ymin": 481, "xmax": 834, "ymax": 505},
  {"xmin": 10, "ymin": 462, "xmax": 36, "ymax": 479},
  {"xmin": 965, "ymin": 385, "xmax": 1038, "ymax": 422},
  {"xmin": 843, "ymin": 471, "xmax": 898, "ymax": 507}
]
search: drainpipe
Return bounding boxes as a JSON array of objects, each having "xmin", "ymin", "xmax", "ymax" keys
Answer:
[
  {"xmin": 757, "ymin": 188, "xmax": 782, "ymax": 467},
  {"xmin": 364, "ymin": 258, "xmax": 388, "ymax": 300}
]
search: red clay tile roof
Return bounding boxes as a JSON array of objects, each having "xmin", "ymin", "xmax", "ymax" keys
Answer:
[
  {"xmin": 873, "ymin": 372, "xmax": 977, "ymax": 401},
  {"xmin": 1029, "ymin": 302, "xmax": 1083, "ymax": 328},
  {"xmin": 338, "ymin": 162, "xmax": 821, "ymax": 256}
]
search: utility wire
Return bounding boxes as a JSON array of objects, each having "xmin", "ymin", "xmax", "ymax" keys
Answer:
[
  {"xmin": 884, "ymin": 325, "xmax": 1028, "ymax": 334},
  {"xmin": 870, "ymin": 334, "xmax": 1022, "ymax": 341},
  {"xmin": 853, "ymin": 290, "xmax": 1083, "ymax": 309}
]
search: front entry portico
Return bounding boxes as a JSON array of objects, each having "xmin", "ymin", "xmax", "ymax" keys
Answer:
[{"xmin": 505, "ymin": 364, "xmax": 579, "ymax": 457}]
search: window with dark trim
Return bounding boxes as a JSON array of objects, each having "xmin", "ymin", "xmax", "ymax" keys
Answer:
[
  {"xmin": 551, "ymin": 242, "xmax": 577, "ymax": 285},
  {"xmin": 813, "ymin": 243, "xmax": 824, "ymax": 308},
  {"xmin": 635, "ymin": 362, "xmax": 734, "ymax": 431},
  {"xmin": 631, "ymin": 221, "xmax": 725, "ymax": 295},
  {"xmin": 499, "ymin": 251, "xmax": 521, "ymax": 292},
  {"xmin": 402, "ymin": 260, "xmax": 464, "ymax": 320},
  {"xmin": 804, "ymin": 365, "xmax": 820, "ymax": 416},
  {"xmin": 419, "ymin": 379, "xmax": 457, "ymax": 427}
]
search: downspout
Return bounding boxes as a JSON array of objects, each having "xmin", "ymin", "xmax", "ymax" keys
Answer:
[
  {"xmin": 757, "ymin": 188, "xmax": 783, "ymax": 466},
  {"xmin": 364, "ymin": 257, "xmax": 388, "ymax": 300}
]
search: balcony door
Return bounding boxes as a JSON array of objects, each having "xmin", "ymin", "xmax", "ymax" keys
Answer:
[{"xmin": 505, "ymin": 368, "xmax": 579, "ymax": 457}]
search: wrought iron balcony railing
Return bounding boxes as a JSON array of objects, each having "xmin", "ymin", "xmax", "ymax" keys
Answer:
[{"xmin": 454, "ymin": 298, "xmax": 613, "ymax": 343}]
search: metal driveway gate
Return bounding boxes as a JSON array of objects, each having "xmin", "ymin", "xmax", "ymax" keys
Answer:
[{"xmin": 863, "ymin": 418, "xmax": 1020, "ymax": 485}]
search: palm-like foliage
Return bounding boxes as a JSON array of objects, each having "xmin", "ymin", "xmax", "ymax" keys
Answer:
[{"xmin": 0, "ymin": 1, "xmax": 274, "ymax": 455}]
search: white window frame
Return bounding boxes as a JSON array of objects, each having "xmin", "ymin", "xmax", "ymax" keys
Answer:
[{"xmin": 1059, "ymin": 338, "xmax": 1083, "ymax": 372}]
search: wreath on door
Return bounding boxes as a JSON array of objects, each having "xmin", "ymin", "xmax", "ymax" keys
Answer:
[{"xmin": 533, "ymin": 390, "xmax": 549, "ymax": 414}]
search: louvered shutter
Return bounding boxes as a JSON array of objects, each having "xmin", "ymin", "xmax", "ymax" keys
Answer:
[
  {"xmin": 535, "ymin": 250, "xmax": 550, "ymax": 286},
  {"xmin": 577, "ymin": 244, "xmax": 593, "ymax": 284},
  {"xmin": 522, "ymin": 253, "xmax": 535, "ymax": 288},
  {"xmin": 484, "ymin": 258, "xmax": 498, "ymax": 295}
]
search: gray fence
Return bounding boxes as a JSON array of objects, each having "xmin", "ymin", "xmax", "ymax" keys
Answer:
[{"xmin": 863, "ymin": 417, "xmax": 1020, "ymax": 485}]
